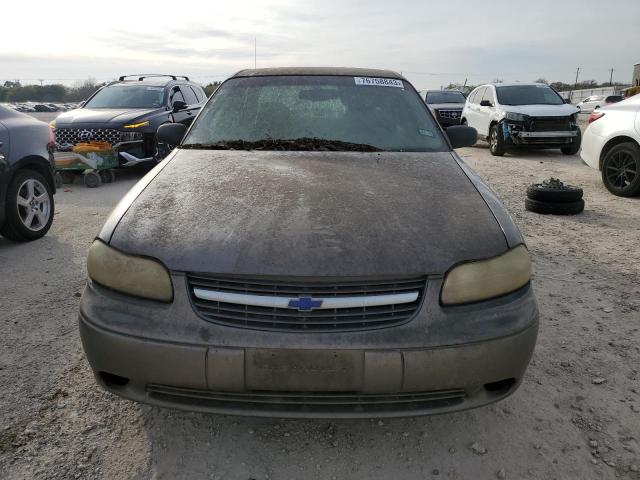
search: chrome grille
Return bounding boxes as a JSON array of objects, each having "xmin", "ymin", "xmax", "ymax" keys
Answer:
[
  {"xmin": 54, "ymin": 128, "xmax": 123, "ymax": 146},
  {"xmin": 187, "ymin": 275, "xmax": 426, "ymax": 332},
  {"xmin": 438, "ymin": 110, "xmax": 462, "ymax": 119}
]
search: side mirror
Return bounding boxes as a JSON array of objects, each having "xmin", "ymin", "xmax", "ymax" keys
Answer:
[
  {"xmin": 447, "ymin": 125, "xmax": 477, "ymax": 149},
  {"xmin": 479, "ymin": 100, "xmax": 493, "ymax": 107},
  {"xmin": 157, "ymin": 123, "xmax": 187, "ymax": 146},
  {"xmin": 564, "ymin": 98, "xmax": 572, "ymax": 104},
  {"xmin": 172, "ymin": 100, "xmax": 187, "ymax": 112}
]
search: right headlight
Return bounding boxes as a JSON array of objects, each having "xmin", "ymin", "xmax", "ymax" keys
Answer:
[
  {"xmin": 441, "ymin": 245, "xmax": 532, "ymax": 305},
  {"xmin": 86, "ymin": 240, "xmax": 173, "ymax": 302},
  {"xmin": 504, "ymin": 112, "xmax": 530, "ymax": 122}
]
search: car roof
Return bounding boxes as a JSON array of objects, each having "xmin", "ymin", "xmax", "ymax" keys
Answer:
[
  {"xmin": 481, "ymin": 82, "xmax": 550, "ymax": 88},
  {"xmin": 232, "ymin": 67, "xmax": 405, "ymax": 80},
  {"xmin": 425, "ymin": 90, "xmax": 464, "ymax": 93}
]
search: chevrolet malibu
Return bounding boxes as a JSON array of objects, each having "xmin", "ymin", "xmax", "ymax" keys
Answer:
[{"xmin": 79, "ymin": 67, "xmax": 538, "ymax": 418}]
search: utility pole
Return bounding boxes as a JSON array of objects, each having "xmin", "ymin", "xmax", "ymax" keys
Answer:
[
  {"xmin": 254, "ymin": 38, "xmax": 257, "ymax": 69},
  {"xmin": 574, "ymin": 67, "xmax": 580, "ymax": 87},
  {"xmin": 38, "ymin": 79, "xmax": 43, "ymax": 86},
  {"xmin": 609, "ymin": 68, "xmax": 615, "ymax": 86}
]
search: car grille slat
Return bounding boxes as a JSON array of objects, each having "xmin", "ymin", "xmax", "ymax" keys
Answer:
[
  {"xmin": 438, "ymin": 109, "xmax": 462, "ymax": 119},
  {"xmin": 529, "ymin": 116, "xmax": 572, "ymax": 132},
  {"xmin": 147, "ymin": 384, "xmax": 466, "ymax": 410},
  {"xmin": 187, "ymin": 274, "xmax": 426, "ymax": 332}
]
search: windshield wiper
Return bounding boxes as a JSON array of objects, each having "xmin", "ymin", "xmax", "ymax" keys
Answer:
[{"xmin": 180, "ymin": 138, "xmax": 383, "ymax": 152}]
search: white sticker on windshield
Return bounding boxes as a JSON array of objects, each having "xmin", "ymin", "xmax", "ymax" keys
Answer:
[{"xmin": 354, "ymin": 77, "xmax": 404, "ymax": 89}]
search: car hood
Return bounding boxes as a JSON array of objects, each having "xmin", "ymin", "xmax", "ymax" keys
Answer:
[
  {"xmin": 108, "ymin": 150, "xmax": 509, "ymax": 276},
  {"xmin": 54, "ymin": 107, "xmax": 159, "ymax": 127},
  {"xmin": 499, "ymin": 104, "xmax": 579, "ymax": 117},
  {"xmin": 428, "ymin": 103, "xmax": 465, "ymax": 110}
]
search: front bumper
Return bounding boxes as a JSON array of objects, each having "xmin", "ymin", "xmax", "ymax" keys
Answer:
[{"xmin": 79, "ymin": 275, "xmax": 539, "ymax": 418}]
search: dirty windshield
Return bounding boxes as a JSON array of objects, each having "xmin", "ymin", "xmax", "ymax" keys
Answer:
[
  {"xmin": 182, "ymin": 75, "xmax": 447, "ymax": 152},
  {"xmin": 84, "ymin": 85, "xmax": 165, "ymax": 109}
]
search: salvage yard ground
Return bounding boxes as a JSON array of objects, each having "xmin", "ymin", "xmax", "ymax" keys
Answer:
[{"xmin": 1, "ymin": 124, "xmax": 639, "ymax": 479}]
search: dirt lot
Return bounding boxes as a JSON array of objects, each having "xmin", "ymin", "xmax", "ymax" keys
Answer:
[{"xmin": 1, "ymin": 139, "xmax": 639, "ymax": 480}]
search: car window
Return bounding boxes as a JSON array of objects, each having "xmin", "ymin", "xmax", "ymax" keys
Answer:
[
  {"xmin": 181, "ymin": 86, "xmax": 199, "ymax": 105},
  {"xmin": 83, "ymin": 85, "xmax": 165, "ymax": 108},
  {"xmin": 170, "ymin": 88, "xmax": 185, "ymax": 105},
  {"xmin": 473, "ymin": 88, "xmax": 486, "ymax": 104},
  {"xmin": 425, "ymin": 91, "xmax": 466, "ymax": 104},
  {"xmin": 183, "ymin": 75, "xmax": 448, "ymax": 152},
  {"xmin": 193, "ymin": 86, "xmax": 206, "ymax": 102},
  {"xmin": 495, "ymin": 85, "xmax": 564, "ymax": 106},
  {"xmin": 482, "ymin": 88, "xmax": 495, "ymax": 104}
]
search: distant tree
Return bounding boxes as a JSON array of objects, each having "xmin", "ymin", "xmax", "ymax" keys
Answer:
[
  {"xmin": 203, "ymin": 81, "xmax": 222, "ymax": 96},
  {"xmin": 3, "ymin": 80, "xmax": 21, "ymax": 88},
  {"xmin": 534, "ymin": 78, "xmax": 549, "ymax": 85}
]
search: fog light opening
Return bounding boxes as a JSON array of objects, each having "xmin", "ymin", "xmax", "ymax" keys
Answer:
[
  {"xmin": 484, "ymin": 378, "xmax": 516, "ymax": 394},
  {"xmin": 99, "ymin": 372, "xmax": 130, "ymax": 388}
]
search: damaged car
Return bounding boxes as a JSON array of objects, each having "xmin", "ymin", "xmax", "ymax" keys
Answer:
[
  {"xmin": 462, "ymin": 83, "xmax": 581, "ymax": 156},
  {"xmin": 50, "ymin": 74, "xmax": 206, "ymax": 166},
  {"xmin": 79, "ymin": 67, "xmax": 538, "ymax": 418}
]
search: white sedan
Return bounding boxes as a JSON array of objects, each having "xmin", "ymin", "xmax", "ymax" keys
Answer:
[
  {"xmin": 577, "ymin": 95, "xmax": 623, "ymax": 113},
  {"xmin": 580, "ymin": 95, "xmax": 640, "ymax": 196}
]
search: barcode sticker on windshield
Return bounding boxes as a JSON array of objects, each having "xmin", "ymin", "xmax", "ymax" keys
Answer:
[{"xmin": 354, "ymin": 77, "xmax": 404, "ymax": 89}]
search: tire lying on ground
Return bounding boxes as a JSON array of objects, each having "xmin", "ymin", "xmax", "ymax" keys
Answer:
[
  {"xmin": 525, "ymin": 178, "xmax": 584, "ymax": 215},
  {"xmin": 525, "ymin": 197, "xmax": 585, "ymax": 215},
  {"xmin": 526, "ymin": 180, "xmax": 583, "ymax": 202}
]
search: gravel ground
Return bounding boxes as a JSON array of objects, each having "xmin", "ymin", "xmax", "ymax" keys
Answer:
[{"xmin": 1, "ymin": 138, "xmax": 639, "ymax": 480}]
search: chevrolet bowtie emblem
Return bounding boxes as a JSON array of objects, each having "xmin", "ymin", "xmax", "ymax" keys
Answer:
[{"xmin": 288, "ymin": 297, "xmax": 323, "ymax": 311}]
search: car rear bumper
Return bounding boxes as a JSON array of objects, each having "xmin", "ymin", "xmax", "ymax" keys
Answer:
[
  {"xmin": 579, "ymin": 129, "xmax": 603, "ymax": 170},
  {"xmin": 79, "ymin": 311, "xmax": 538, "ymax": 418}
]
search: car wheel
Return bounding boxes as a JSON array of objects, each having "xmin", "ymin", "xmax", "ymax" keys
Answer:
[
  {"xmin": 601, "ymin": 142, "xmax": 640, "ymax": 197},
  {"xmin": 525, "ymin": 198, "xmax": 584, "ymax": 215},
  {"xmin": 489, "ymin": 124, "xmax": 505, "ymax": 156},
  {"xmin": 0, "ymin": 169, "xmax": 55, "ymax": 241},
  {"xmin": 527, "ymin": 180, "xmax": 583, "ymax": 202},
  {"xmin": 84, "ymin": 171, "xmax": 102, "ymax": 188},
  {"xmin": 100, "ymin": 170, "xmax": 115, "ymax": 184},
  {"xmin": 561, "ymin": 129, "xmax": 582, "ymax": 155},
  {"xmin": 61, "ymin": 171, "xmax": 75, "ymax": 184}
]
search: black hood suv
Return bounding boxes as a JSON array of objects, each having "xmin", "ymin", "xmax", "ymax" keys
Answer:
[{"xmin": 51, "ymin": 74, "xmax": 207, "ymax": 166}]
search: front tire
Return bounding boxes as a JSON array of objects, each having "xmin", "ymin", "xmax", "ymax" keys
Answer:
[
  {"xmin": 601, "ymin": 142, "xmax": 640, "ymax": 197},
  {"xmin": 561, "ymin": 129, "xmax": 581, "ymax": 155},
  {"xmin": 489, "ymin": 124, "xmax": 506, "ymax": 156},
  {"xmin": 0, "ymin": 169, "xmax": 54, "ymax": 241}
]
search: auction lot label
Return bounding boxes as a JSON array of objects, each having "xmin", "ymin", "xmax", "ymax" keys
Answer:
[{"xmin": 354, "ymin": 77, "xmax": 404, "ymax": 88}]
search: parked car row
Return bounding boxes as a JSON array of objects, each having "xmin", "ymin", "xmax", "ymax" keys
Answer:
[{"xmin": 5, "ymin": 102, "xmax": 80, "ymax": 113}]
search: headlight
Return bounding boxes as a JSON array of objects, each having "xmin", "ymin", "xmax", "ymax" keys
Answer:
[
  {"xmin": 123, "ymin": 121, "xmax": 150, "ymax": 129},
  {"xmin": 504, "ymin": 112, "xmax": 530, "ymax": 122},
  {"xmin": 441, "ymin": 245, "xmax": 532, "ymax": 305},
  {"xmin": 86, "ymin": 240, "xmax": 173, "ymax": 302},
  {"xmin": 49, "ymin": 120, "xmax": 56, "ymax": 129}
]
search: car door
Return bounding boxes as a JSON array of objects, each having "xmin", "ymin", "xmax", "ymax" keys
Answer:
[
  {"xmin": 179, "ymin": 85, "xmax": 201, "ymax": 127},
  {"xmin": 477, "ymin": 87, "xmax": 496, "ymax": 137},
  {"xmin": 169, "ymin": 87, "xmax": 190, "ymax": 126},
  {"xmin": 466, "ymin": 87, "xmax": 485, "ymax": 133}
]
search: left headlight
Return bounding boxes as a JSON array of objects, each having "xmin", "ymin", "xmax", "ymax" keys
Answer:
[
  {"xmin": 86, "ymin": 240, "xmax": 173, "ymax": 302},
  {"xmin": 504, "ymin": 112, "xmax": 530, "ymax": 122},
  {"xmin": 441, "ymin": 245, "xmax": 532, "ymax": 305}
]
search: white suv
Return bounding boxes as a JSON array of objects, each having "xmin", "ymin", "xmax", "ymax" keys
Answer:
[{"xmin": 461, "ymin": 83, "xmax": 581, "ymax": 156}]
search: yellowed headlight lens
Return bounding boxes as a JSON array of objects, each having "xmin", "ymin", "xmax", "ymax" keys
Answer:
[
  {"xmin": 123, "ymin": 121, "xmax": 149, "ymax": 129},
  {"xmin": 441, "ymin": 245, "xmax": 532, "ymax": 305},
  {"xmin": 86, "ymin": 240, "xmax": 173, "ymax": 302}
]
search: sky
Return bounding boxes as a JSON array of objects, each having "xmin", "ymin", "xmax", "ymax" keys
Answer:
[{"xmin": 1, "ymin": 0, "xmax": 638, "ymax": 91}]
